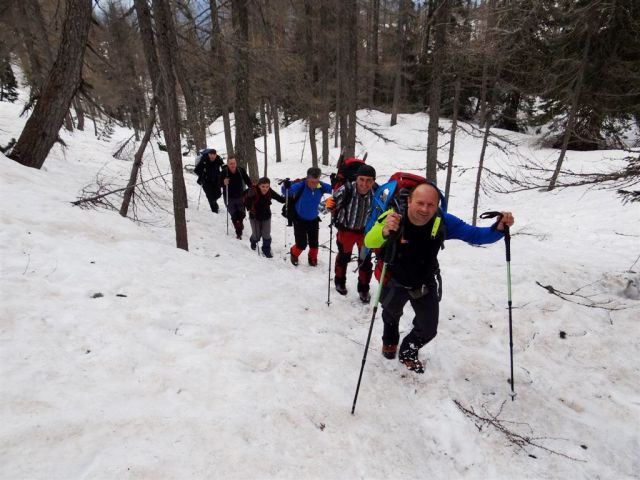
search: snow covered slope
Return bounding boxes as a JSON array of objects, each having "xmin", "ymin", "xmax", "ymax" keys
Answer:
[{"xmin": 1, "ymin": 99, "xmax": 639, "ymax": 479}]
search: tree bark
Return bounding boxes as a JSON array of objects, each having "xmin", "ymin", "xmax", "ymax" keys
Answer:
[
  {"xmin": 391, "ymin": 0, "xmax": 409, "ymax": 127},
  {"xmin": 210, "ymin": 0, "xmax": 234, "ymax": 157},
  {"xmin": 426, "ymin": 0, "xmax": 449, "ymax": 183},
  {"xmin": 260, "ymin": 99, "xmax": 268, "ymax": 177},
  {"xmin": 444, "ymin": 75, "xmax": 461, "ymax": 204},
  {"xmin": 231, "ymin": 0, "xmax": 259, "ymax": 181},
  {"xmin": 74, "ymin": 97, "xmax": 85, "ymax": 131},
  {"xmin": 472, "ymin": 116, "xmax": 491, "ymax": 226},
  {"xmin": 368, "ymin": 0, "xmax": 380, "ymax": 106},
  {"xmin": 9, "ymin": 0, "xmax": 92, "ymax": 169},
  {"xmin": 319, "ymin": 0, "xmax": 330, "ymax": 166},
  {"xmin": 270, "ymin": 98, "xmax": 282, "ymax": 163},
  {"xmin": 151, "ymin": 0, "xmax": 189, "ymax": 250},
  {"xmin": 165, "ymin": 3, "xmax": 206, "ymax": 152},
  {"xmin": 345, "ymin": 0, "xmax": 358, "ymax": 156},
  {"xmin": 478, "ymin": 0, "xmax": 496, "ymax": 128},
  {"xmin": 304, "ymin": 0, "xmax": 318, "ymax": 167},
  {"xmin": 548, "ymin": 30, "xmax": 592, "ymax": 191}
]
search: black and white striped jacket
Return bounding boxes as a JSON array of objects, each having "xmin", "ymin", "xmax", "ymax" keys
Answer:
[{"xmin": 333, "ymin": 181, "xmax": 374, "ymax": 231}]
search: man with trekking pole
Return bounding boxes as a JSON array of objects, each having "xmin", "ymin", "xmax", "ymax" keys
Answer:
[
  {"xmin": 363, "ymin": 182, "xmax": 514, "ymax": 374},
  {"xmin": 326, "ymin": 164, "xmax": 377, "ymax": 304},
  {"xmin": 222, "ymin": 156, "xmax": 252, "ymax": 239},
  {"xmin": 351, "ymin": 181, "xmax": 514, "ymax": 413}
]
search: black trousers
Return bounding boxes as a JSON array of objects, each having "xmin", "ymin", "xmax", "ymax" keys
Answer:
[
  {"xmin": 202, "ymin": 182, "xmax": 221, "ymax": 212},
  {"xmin": 380, "ymin": 278, "xmax": 439, "ymax": 352},
  {"xmin": 293, "ymin": 217, "xmax": 320, "ymax": 250}
]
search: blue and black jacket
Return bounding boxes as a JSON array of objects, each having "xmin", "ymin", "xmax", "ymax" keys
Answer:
[{"xmin": 282, "ymin": 180, "xmax": 332, "ymax": 221}]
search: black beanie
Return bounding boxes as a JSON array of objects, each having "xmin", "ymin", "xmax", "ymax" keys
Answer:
[
  {"xmin": 307, "ymin": 167, "xmax": 322, "ymax": 179},
  {"xmin": 257, "ymin": 177, "xmax": 270, "ymax": 185},
  {"xmin": 356, "ymin": 164, "xmax": 376, "ymax": 179}
]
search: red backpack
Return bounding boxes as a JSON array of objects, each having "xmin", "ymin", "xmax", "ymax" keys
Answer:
[{"xmin": 330, "ymin": 153, "xmax": 368, "ymax": 192}]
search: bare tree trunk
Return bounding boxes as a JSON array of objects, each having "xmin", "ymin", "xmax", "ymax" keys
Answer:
[
  {"xmin": 319, "ymin": 1, "xmax": 330, "ymax": 166},
  {"xmin": 13, "ymin": 0, "xmax": 54, "ymax": 93},
  {"xmin": 426, "ymin": 0, "xmax": 449, "ymax": 183},
  {"xmin": 260, "ymin": 99, "xmax": 268, "ymax": 177},
  {"xmin": 478, "ymin": 0, "xmax": 496, "ymax": 128},
  {"xmin": 64, "ymin": 111, "xmax": 74, "ymax": 132},
  {"xmin": 472, "ymin": 117, "xmax": 491, "ymax": 226},
  {"xmin": 335, "ymin": 46, "xmax": 342, "ymax": 149},
  {"xmin": 151, "ymin": 0, "xmax": 188, "ymax": 250},
  {"xmin": 266, "ymin": 100, "xmax": 273, "ymax": 134},
  {"xmin": 345, "ymin": 0, "xmax": 358, "ymax": 156},
  {"xmin": 391, "ymin": 0, "xmax": 409, "ymax": 127},
  {"xmin": 165, "ymin": 4, "xmax": 206, "ymax": 152},
  {"xmin": 304, "ymin": 0, "xmax": 318, "ymax": 167},
  {"xmin": 74, "ymin": 98, "xmax": 85, "ymax": 131},
  {"xmin": 270, "ymin": 98, "xmax": 282, "ymax": 163},
  {"xmin": 369, "ymin": 0, "xmax": 380, "ymax": 106},
  {"xmin": 231, "ymin": 0, "xmax": 259, "ymax": 181},
  {"xmin": 90, "ymin": 102, "xmax": 98, "ymax": 137},
  {"xmin": 548, "ymin": 31, "xmax": 592, "ymax": 191},
  {"xmin": 9, "ymin": 0, "xmax": 91, "ymax": 169},
  {"xmin": 335, "ymin": 7, "xmax": 343, "ymax": 150},
  {"xmin": 445, "ymin": 75, "xmax": 461, "ymax": 204},
  {"xmin": 390, "ymin": 49, "xmax": 403, "ymax": 126},
  {"xmin": 120, "ymin": 103, "xmax": 156, "ymax": 218},
  {"xmin": 309, "ymin": 120, "xmax": 319, "ymax": 167},
  {"xmin": 210, "ymin": 0, "xmax": 234, "ymax": 158}
]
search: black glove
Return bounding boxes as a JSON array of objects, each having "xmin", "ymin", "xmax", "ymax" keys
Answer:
[{"xmin": 283, "ymin": 178, "xmax": 292, "ymax": 189}]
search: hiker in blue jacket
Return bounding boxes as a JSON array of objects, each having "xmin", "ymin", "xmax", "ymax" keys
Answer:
[
  {"xmin": 365, "ymin": 182, "xmax": 514, "ymax": 374},
  {"xmin": 282, "ymin": 167, "xmax": 332, "ymax": 266}
]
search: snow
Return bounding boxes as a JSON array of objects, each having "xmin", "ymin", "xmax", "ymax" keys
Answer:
[{"xmin": 1, "ymin": 93, "xmax": 639, "ymax": 479}]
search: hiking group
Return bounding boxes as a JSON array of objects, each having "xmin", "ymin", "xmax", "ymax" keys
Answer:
[{"xmin": 195, "ymin": 149, "xmax": 515, "ymax": 374}]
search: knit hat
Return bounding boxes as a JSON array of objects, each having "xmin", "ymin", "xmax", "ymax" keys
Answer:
[
  {"xmin": 257, "ymin": 176, "xmax": 270, "ymax": 185},
  {"xmin": 307, "ymin": 167, "xmax": 322, "ymax": 179},
  {"xmin": 356, "ymin": 164, "xmax": 376, "ymax": 179}
]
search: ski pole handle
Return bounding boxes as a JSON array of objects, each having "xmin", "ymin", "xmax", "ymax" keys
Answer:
[
  {"xmin": 480, "ymin": 211, "xmax": 510, "ymax": 261},
  {"xmin": 479, "ymin": 210, "xmax": 502, "ymax": 221}
]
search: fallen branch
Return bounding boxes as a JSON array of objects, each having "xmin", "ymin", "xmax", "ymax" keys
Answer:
[
  {"xmin": 453, "ymin": 399, "xmax": 585, "ymax": 462},
  {"xmin": 535, "ymin": 280, "xmax": 627, "ymax": 311},
  {"xmin": 71, "ymin": 173, "xmax": 171, "ymax": 207}
]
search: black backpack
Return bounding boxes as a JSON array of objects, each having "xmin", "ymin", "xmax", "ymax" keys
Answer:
[{"xmin": 280, "ymin": 179, "xmax": 304, "ymax": 225}]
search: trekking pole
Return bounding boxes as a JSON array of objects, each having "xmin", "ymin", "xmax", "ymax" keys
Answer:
[
  {"xmin": 225, "ymin": 182, "xmax": 230, "ymax": 236},
  {"xmin": 480, "ymin": 211, "xmax": 515, "ymax": 401},
  {"xmin": 284, "ymin": 193, "xmax": 289, "ymax": 251},
  {"xmin": 327, "ymin": 222, "xmax": 333, "ymax": 306},
  {"xmin": 351, "ymin": 232, "xmax": 398, "ymax": 415}
]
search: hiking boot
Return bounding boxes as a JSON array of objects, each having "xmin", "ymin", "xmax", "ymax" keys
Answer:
[
  {"xmin": 359, "ymin": 291, "xmax": 371, "ymax": 304},
  {"xmin": 236, "ymin": 232, "xmax": 242, "ymax": 240},
  {"xmin": 399, "ymin": 349, "xmax": 425, "ymax": 374},
  {"xmin": 382, "ymin": 344, "xmax": 397, "ymax": 360},
  {"xmin": 261, "ymin": 239, "xmax": 273, "ymax": 258},
  {"xmin": 334, "ymin": 278, "xmax": 348, "ymax": 295},
  {"xmin": 290, "ymin": 247, "xmax": 299, "ymax": 266},
  {"xmin": 250, "ymin": 239, "xmax": 257, "ymax": 250},
  {"xmin": 308, "ymin": 247, "xmax": 318, "ymax": 267}
]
